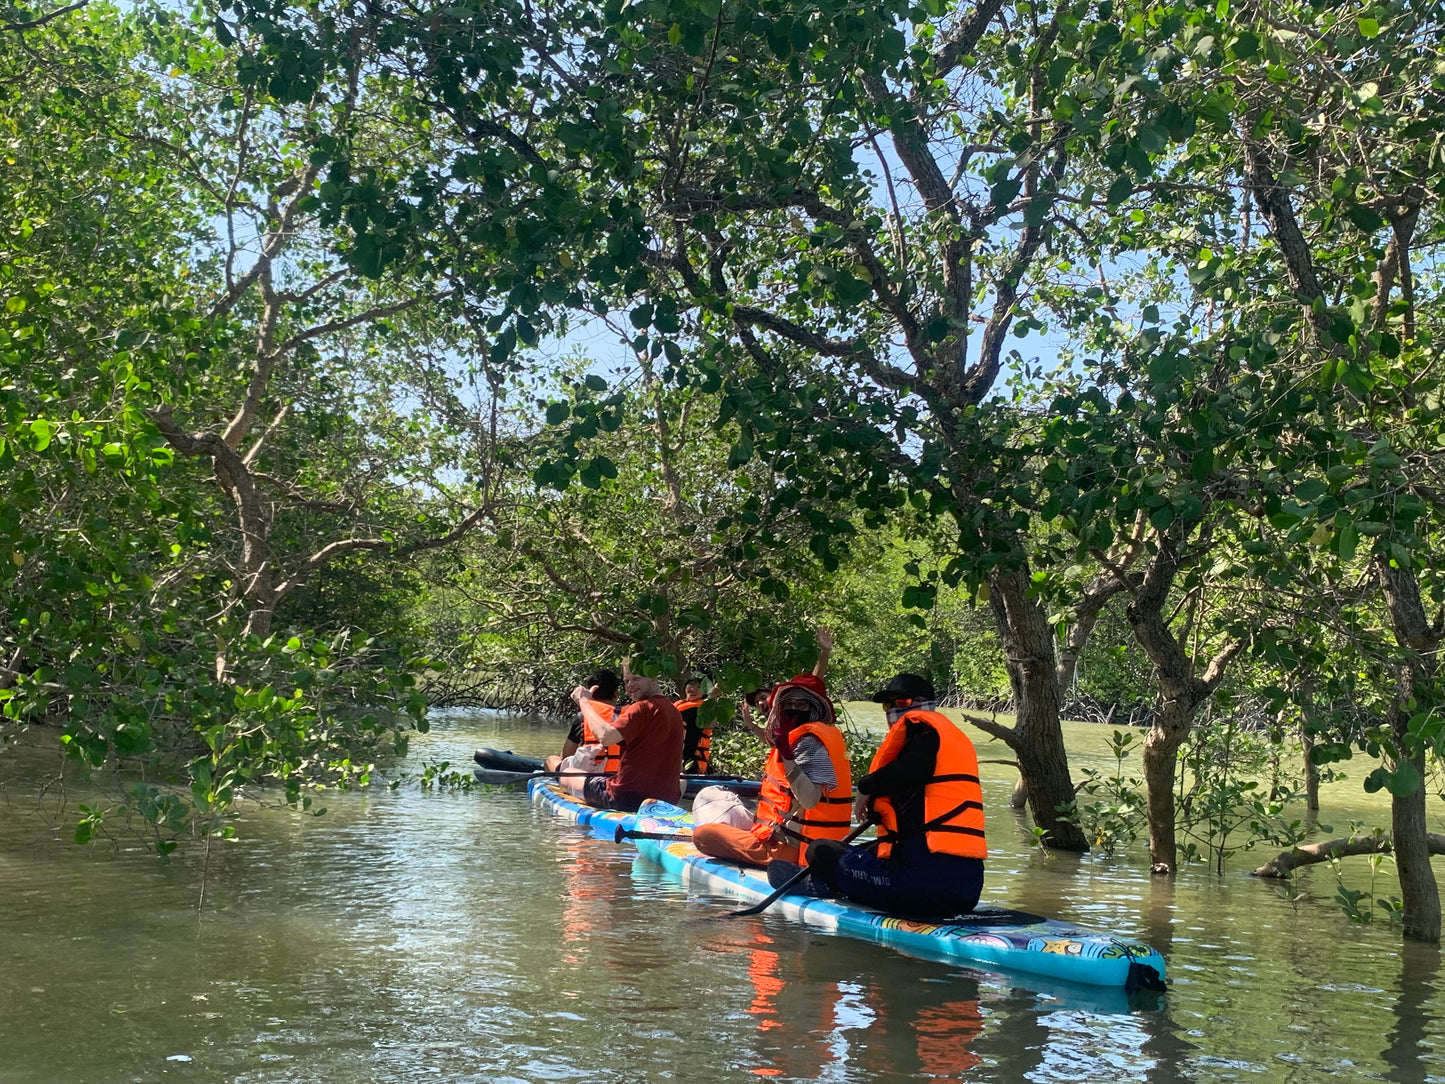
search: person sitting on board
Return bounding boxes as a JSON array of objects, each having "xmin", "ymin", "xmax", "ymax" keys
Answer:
[
  {"xmin": 737, "ymin": 624, "xmax": 834, "ymax": 741},
  {"xmin": 675, "ymin": 677, "xmax": 712, "ymax": 775},
  {"xmin": 691, "ymin": 677, "xmax": 853, "ymax": 871},
  {"xmin": 548, "ymin": 661, "xmax": 685, "ymax": 811},
  {"xmin": 797, "ymin": 673, "xmax": 985, "ymax": 919},
  {"xmin": 557, "ymin": 668, "xmax": 622, "ymax": 775}
]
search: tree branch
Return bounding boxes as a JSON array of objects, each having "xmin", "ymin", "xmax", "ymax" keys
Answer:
[
  {"xmin": 1, "ymin": 0, "xmax": 87, "ymax": 31},
  {"xmin": 1253, "ymin": 832, "xmax": 1445, "ymax": 878}
]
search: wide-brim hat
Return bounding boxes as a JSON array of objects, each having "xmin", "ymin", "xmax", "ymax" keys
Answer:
[
  {"xmin": 769, "ymin": 679, "xmax": 835, "ymax": 726},
  {"xmin": 871, "ymin": 673, "xmax": 934, "ymax": 703}
]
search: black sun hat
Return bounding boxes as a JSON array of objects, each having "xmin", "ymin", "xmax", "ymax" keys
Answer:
[{"xmin": 871, "ymin": 673, "xmax": 935, "ymax": 704}]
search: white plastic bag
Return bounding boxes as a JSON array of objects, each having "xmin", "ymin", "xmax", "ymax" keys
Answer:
[
  {"xmin": 562, "ymin": 744, "xmax": 604, "ymax": 775},
  {"xmin": 692, "ymin": 785, "xmax": 754, "ymax": 829}
]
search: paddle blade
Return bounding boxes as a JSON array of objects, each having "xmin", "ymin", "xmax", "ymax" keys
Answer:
[{"xmin": 589, "ymin": 819, "xmax": 626, "ymax": 842}]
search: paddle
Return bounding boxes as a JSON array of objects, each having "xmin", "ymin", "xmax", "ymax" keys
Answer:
[
  {"xmin": 473, "ymin": 768, "xmax": 608, "ymax": 786},
  {"xmin": 612, "ymin": 826, "xmax": 693, "ymax": 843},
  {"xmin": 475, "ymin": 768, "xmax": 760, "ymax": 791},
  {"xmin": 720, "ymin": 817, "xmax": 876, "ymax": 919}
]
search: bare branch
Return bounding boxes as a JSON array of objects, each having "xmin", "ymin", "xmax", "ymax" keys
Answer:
[{"xmin": 1, "ymin": 0, "xmax": 87, "ymax": 32}]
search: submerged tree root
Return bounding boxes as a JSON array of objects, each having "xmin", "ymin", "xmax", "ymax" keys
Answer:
[{"xmin": 1253, "ymin": 834, "xmax": 1445, "ymax": 878}]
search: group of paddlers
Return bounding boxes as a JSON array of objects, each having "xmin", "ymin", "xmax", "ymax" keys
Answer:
[{"xmin": 541, "ymin": 635, "xmax": 986, "ymax": 919}]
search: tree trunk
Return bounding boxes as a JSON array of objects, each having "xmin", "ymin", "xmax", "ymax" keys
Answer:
[
  {"xmin": 1124, "ymin": 523, "xmax": 1242, "ymax": 875},
  {"xmin": 1300, "ymin": 723, "xmax": 1320, "ymax": 815},
  {"xmin": 988, "ymin": 566, "xmax": 1087, "ymax": 851},
  {"xmin": 1253, "ymin": 831, "xmax": 1445, "ymax": 878},
  {"xmin": 1141, "ymin": 699, "xmax": 1192, "ymax": 873},
  {"xmin": 1379, "ymin": 559, "xmax": 1443, "ymax": 942},
  {"xmin": 1392, "ymin": 732, "xmax": 1441, "ymax": 942},
  {"xmin": 1297, "ymin": 676, "xmax": 1320, "ymax": 813}
]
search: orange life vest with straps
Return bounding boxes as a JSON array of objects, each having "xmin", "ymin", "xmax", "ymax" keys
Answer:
[
  {"xmin": 870, "ymin": 709, "xmax": 986, "ymax": 861},
  {"xmin": 674, "ymin": 698, "xmax": 711, "ymax": 774},
  {"xmin": 751, "ymin": 722, "xmax": 853, "ymax": 862},
  {"xmin": 580, "ymin": 702, "xmax": 620, "ymax": 776}
]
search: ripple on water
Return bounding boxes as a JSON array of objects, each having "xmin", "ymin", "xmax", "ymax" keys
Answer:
[{"xmin": 3, "ymin": 710, "xmax": 1444, "ymax": 1084}]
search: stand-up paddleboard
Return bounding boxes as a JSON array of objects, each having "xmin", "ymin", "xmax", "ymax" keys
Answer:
[
  {"xmin": 528, "ymin": 778, "xmax": 1166, "ymax": 995},
  {"xmin": 474, "ymin": 747, "xmax": 761, "ymax": 797}
]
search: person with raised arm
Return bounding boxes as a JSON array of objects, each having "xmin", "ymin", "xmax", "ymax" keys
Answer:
[
  {"xmin": 556, "ymin": 668, "xmax": 621, "ymax": 775},
  {"xmin": 692, "ymin": 676, "xmax": 852, "ymax": 873},
  {"xmin": 548, "ymin": 661, "xmax": 685, "ymax": 811},
  {"xmin": 737, "ymin": 625, "xmax": 834, "ymax": 741}
]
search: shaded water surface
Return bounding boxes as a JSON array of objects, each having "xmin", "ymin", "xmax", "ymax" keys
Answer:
[{"xmin": 1, "ymin": 710, "xmax": 1442, "ymax": 1083}]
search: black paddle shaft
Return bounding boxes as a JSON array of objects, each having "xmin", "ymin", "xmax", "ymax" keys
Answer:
[{"xmin": 720, "ymin": 819, "xmax": 876, "ymax": 919}]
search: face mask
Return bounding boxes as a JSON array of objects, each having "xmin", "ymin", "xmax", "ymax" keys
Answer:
[{"xmin": 885, "ymin": 698, "xmax": 914, "ymax": 725}]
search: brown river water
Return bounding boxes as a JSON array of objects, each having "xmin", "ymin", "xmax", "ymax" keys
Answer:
[{"xmin": 0, "ymin": 708, "xmax": 1441, "ymax": 1083}]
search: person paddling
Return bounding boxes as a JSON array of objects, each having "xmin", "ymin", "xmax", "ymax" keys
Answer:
[
  {"xmin": 548, "ymin": 661, "xmax": 685, "ymax": 811},
  {"xmin": 801, "ymin": 673, "xmax": 985, "ymax": 918},
  {"xmin": 692, "ymin": 676, "xmax": 852, "ymax": 872}
]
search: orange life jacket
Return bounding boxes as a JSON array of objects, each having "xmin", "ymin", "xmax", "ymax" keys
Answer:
[
  {"xmin": 580, "ymin": 702, "xmax": 620, "ymax": 776},
  {"xmin": 870, "ymin": 709, "xmax": 986, "ymax": 860},
  {"xmin": 751, "ymin": 721, "xmax": 853, "ymax": 862},
  {"xmin": 675, "ymin": 698, "xmax": 711, "ymax": 774}
]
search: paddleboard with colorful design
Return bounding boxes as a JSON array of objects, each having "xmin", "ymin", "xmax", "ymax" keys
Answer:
[{"xmin": 528, "ymin": 778, "xmax": 1166, "ymax": 992}]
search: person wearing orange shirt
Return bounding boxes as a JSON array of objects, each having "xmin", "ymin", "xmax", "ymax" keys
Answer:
[
  {"xmin": 553, "ymin": 661, "xmax": 685, "ymax": 811},
  {"xmin": 557, "ymin": 668, "xmax": 621, "ymax": 773},
  {"xmin": 674, "ymin": 677, "xmax": 711, "ymax": 774}
]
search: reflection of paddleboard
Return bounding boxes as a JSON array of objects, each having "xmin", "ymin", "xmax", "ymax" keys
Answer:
[
  {"xmin": 473, "ymin": 747, "xmax": 761, "ymax": 797},
  {"xmin": 529, "ymin": 777, "xmax": 1167, "ymax": 999}
]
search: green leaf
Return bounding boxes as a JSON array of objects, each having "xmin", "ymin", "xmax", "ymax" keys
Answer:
[
  {"xmin": 1385, "ymin": 760, "xmax": 1421, "ymax": 798},
  {"xmin": 545, "ymin": 402, "xmax": 571, "ymax": 425},
  {"xmin": 1136, "ymin": 125, "xmax": 1167, "ymax": 155},
  {"xmin": 990, "ymin": 178, "xmax": 1021, "ymax": 208},
  {"xmin": 29, "ymin": 418, "xmax": 52, "ymax": 452},
  {"xmin": 1346, "ymin": 205, "xmax": 1384, "ymax": 233}
]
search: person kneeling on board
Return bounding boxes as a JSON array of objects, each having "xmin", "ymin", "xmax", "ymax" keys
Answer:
[
  {"xmin": 692, "ymin": 677, "xmax": 853, "ymax": 876},
  {"xmin": 800, "ymin": 673, "xmax": 985, "ymax": 919},
  {"xmin": 548, "ymin": 662, "xmax": 685, "ymax": 811},
  {"xmin": 554, "ymin": 668, "xmax": 622, "ymax": 773}
]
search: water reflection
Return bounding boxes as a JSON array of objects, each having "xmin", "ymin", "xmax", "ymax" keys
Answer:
[
  {"xmin": 702, "ymin": 928, "xmax": 991, "ymax": 1082},
  {"xmin": 4, "ymin": 709, "xmax": 1445, "ymax": 1083},
  {"xmin": 1385, "ymin": 945, "xmax": 1440, "ymax": 1084}
]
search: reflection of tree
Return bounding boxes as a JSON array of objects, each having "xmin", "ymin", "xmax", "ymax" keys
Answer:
[
  {"xmin": 1384, "ymin": 945, "xmax": 1440, "ymax": 1084},
  {"xmin": 1109, "ymin": 879, "xmax": 1195, "ymax": 1084},
  {"xmin": 1143, "ymin": 878, "xmax": 1176, "ymax": 957}
]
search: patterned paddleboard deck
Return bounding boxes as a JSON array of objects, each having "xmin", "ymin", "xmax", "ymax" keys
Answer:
[{"xmin": 527, "ymin": 780, "xmax": 1166, "ymax": 995}]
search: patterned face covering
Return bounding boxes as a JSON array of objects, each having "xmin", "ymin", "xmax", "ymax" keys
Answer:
[
  {"xmin": 885, "ymin": 698, "xmax": 938, "ymax": 725},
  {"xmin": 768, "ymin": 687, "xmax": 831, "ymax": 742}
]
